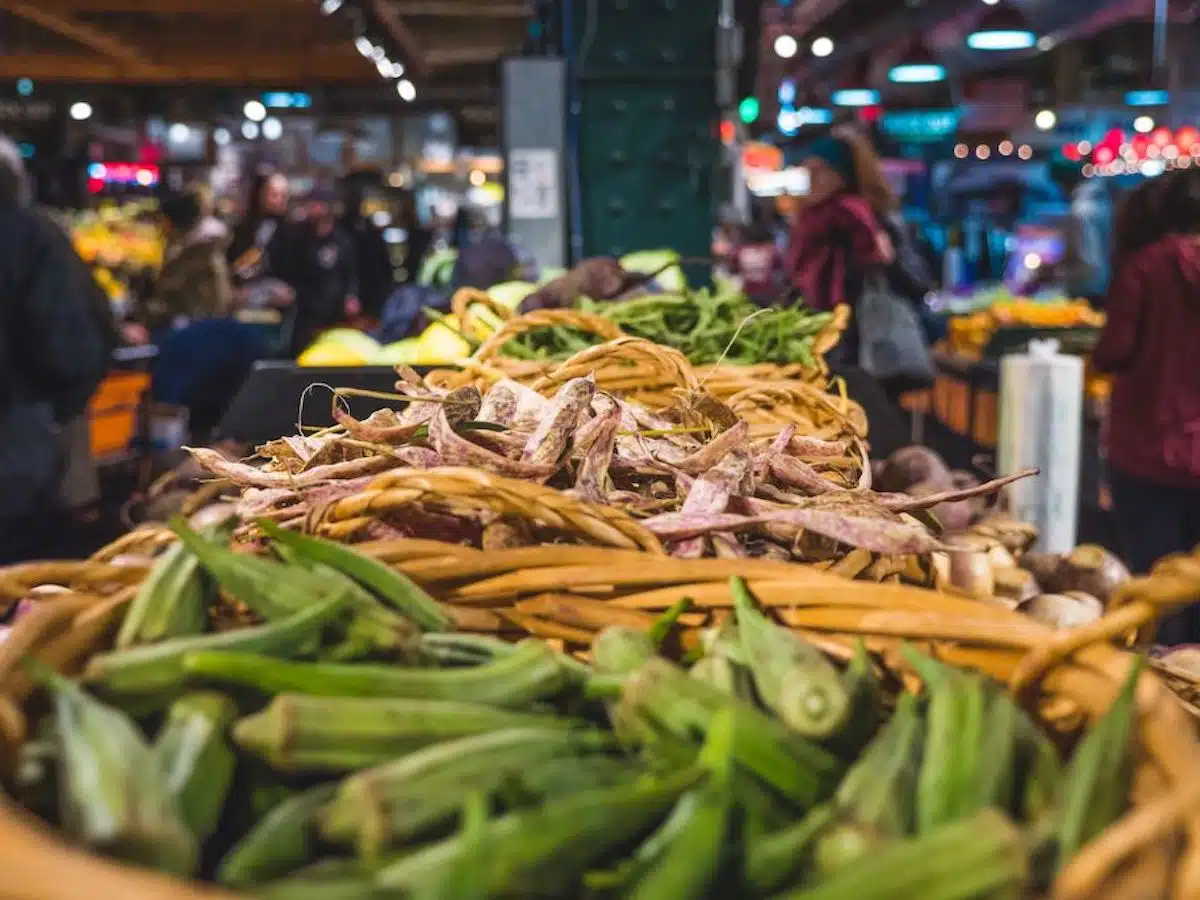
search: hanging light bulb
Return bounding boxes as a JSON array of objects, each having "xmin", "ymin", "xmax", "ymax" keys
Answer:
[
  {"xmin": 888, "ymin": 40, "xmax": 946, "ymax": 83},
  {"xmin": 966, "ymin": 1, "xmax": 1037, "ymax": 51}
]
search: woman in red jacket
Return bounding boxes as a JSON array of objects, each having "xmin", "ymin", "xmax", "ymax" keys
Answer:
[{"xmin": 1094, "ymin": 169, "xmax": 1200, "ymax": 643}]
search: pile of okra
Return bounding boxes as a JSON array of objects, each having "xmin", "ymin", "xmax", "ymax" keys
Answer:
[{"xmin": 16, "ymin": 516, "xmax": 1144, "ymax": 899}]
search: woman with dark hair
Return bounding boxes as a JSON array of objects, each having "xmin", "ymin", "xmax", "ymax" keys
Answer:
[
  {"xmin": 786, "ymin": 127, "xmax": 932, "ymax": 390},
  {"xmin": 227, "ymin": 169, "xmax": 296, "ymax": 310},
  {"xmin": 1094, "ymin": 167, "xmax": 1200, "ymax": 643},
  {"xmin": 144, "ymin": 188, "xmax": 233, "ymax": 330}
]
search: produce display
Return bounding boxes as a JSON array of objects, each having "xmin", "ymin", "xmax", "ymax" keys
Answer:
[
  {"xmin": 0, "ymin": 524, "xmax": 1158, "ymax": 900},
  {"xmin": 946, "ymin": 299, "xmax": 1104, "ymax": 358},
  {"xmin": 178, "ymin": 360, "xmax": 1033, "ymax": 577},
  {"xmin": 506, "ymin": 291, "xmax": 834, "ymax": 370}
]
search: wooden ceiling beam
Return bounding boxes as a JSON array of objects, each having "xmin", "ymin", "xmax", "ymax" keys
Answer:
[
  {"xmin": 0, "ymin": 52, "xmax": 373, "ymax": 83},
  {"xmin": 426, "ymin": 45, "xmax": 509, "ymax": 68},
  {"xmin": 0, "ymin": 0, "xmax": 155, "ymax": 67},
  {"xmin": 27, "ymin": 0, "xmax": 294, "ymax": 10},
  {"xmin": 368, "ymin": 0, "xmax": 428, "ymax": 78},
  {"xmin": 393, "ymin": 1, "xmax": 528, "ymax": 17}
]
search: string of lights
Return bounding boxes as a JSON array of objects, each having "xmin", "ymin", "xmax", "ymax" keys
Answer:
[{"xmin": 316, "ymin": 0, "xmax": 418, "ymax": 104}]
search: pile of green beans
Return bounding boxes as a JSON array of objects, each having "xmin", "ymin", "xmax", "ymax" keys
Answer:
[{"xmin": 501, "ymin": 287, "xmax": 833, "ymax": 367}]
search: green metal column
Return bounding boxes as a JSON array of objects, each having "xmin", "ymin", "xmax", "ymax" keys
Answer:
[{"xmin": 566, "ymin": 0, "xmax": 720, "ymax": 268}]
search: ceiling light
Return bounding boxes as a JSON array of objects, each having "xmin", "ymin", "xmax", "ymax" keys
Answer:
[
  {"xmin": 811, "ymin": 36, "xmax": 834, "ymax": 57},
  {"xmin": 167, "ymin": 123, "xmax": 190, "ymax": 143},
  {"xmin": 832, "ymin": 89, "xmax": 879, "ymax": 107},
  {"xmin": 976, "ymin": 145, "xmax": 991, "ymax": 159},
  {"xmin": 888, "ymin": 41, "xmax": 945, "ymax": 83},
  {"xmin": 832, "ymin": 57, "xmax": 878, "ymax": 107},
  {"xmin": 243, "ymin": 100, "xmax": 266, "ymax": 122},
  {"xmin": 376, "ymin": 58, "xmax": 394, "ymax": 77},
  {"xmin": 999, "ymin": 140, "xmax": 1014, "ymax": 155},
  {"xmin": 983, "ymin": 0, "xmax": 1000, "ymax": 4},
  {"xmin": 1036, "ymin": 35, "xmax": 1056, "ymax": 51},
  {"xmin": 213, "ymin": 127, "xmax": 231, "ymax": 146},
  {"xmin": 241, "ymin": 121, "xmax": 260, "ymax": 139},
  {"xmin": 954, "ymin": 143, "xmax": 969, "ymax": 158},
  {"xmin": 371, "ymin": 45, "xmax": 387, "ymax": 62},
  {"xmin": 774, "ymin": 35, "xmax": 798, "ymax": 59},
  {"xmin": 469, "ymin": 170, "xmax": 486, "ymax": 187},
  {"xmin": 1126, "ymin": 89, "xmax": 1169, "ymax": 107},
  {"xmin": 397, "ymin": 79, "xmax": 416, "ymax": 102},
  {"xmin": 355, "ymin": 36, "xmax": 375, "ymax": 58},
  {"xmin": 1134, "ymin": 115, "xmax": 1155, "ymax": 134},
  {"xmin": 262, "ymin": 117, "xmax": 283, "ymax": 141},
  {"xmin": 389, "ymin": 61, "xmax": 405, "ymax": 78},
  {"xmin": 1018, "ymin": 144, "xmax": 1033, "ymax": 159},
  {"xmin": 320, "ymin": 0, "xmax": 342, "ymax": 13},
  {"xmin": 966, "ymin": 1, "xmax": 1036, "ymax": 51},
  {"xmin": 69, "ymin": 101, "xmax": 93, "ymax": 121},
  {"xmin": 1034, "ymin": 109, "xmax": 1056, "ymax": 130}
]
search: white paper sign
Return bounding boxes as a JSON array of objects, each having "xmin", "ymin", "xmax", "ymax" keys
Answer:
[{"xmin": 509, "ymin": 148, "xmax": 560, "ymax": 219}]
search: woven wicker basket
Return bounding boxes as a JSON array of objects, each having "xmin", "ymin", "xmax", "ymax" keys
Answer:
[
  {"xmin": 427, "ymin": 300, "xmax": 860, "ymax": 441},
  {"xmin": 3, "ymin": 520, "xmax": 1200, "ymax": 899}
]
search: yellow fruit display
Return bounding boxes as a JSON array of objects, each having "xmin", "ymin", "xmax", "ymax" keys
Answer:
[
  {"xmin": 297, "ymin": 342, "xmax": 371, "ymax": 367},
  {"xmin": 947, "ymin": 299, "xmax": 1105, "ymax": 357},
  {"xmin": 413, "ymin": 317, "xmax": 472, "ymax": 365}
]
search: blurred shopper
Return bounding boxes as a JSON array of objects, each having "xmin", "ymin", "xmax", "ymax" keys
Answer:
[
  {"xmin": 288, "ymin": 185, "xmax": 358, "ymax": 355},
  {"xmin": 228, "ymin": 169, "xmax": 297, "ymax": 310},
  {"xmin": 1094, "ymin": 169, "xmax": 1200, "ymax": 644},
  {"xmin": 787, "ymin": 128, "xmax": 933, "ymax": 393},
  {"xmin": 398, "ymin": 191, "xmax": 433, "ymax": 284},
  {"xmin": 0, "ymin": 136, "xmax": 115, "ymax": 562},
  {"xmin": 1063, "ymin": 175, "xmax": 1113, "ymax": 305},
  {"xmin": 729, "ymin": 220, "xmax": 782, "ymax": 305},
  {"xmin": 144, "ymin": 188, "xmax": 233, "ymax": 331},
  {"xmin": 340, "ymin": 178, "xmax": 394, "ymax": 319}
]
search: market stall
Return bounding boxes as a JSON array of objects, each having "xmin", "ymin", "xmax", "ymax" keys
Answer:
[{"xmin": 3, "ymin": 316, "xmax": 1200, "ymax": 900}]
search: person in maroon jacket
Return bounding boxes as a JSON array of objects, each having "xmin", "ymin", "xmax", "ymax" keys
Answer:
[{"xmin": 1094, "ymin": 169, "xmax": 1200, "ymax": 644}]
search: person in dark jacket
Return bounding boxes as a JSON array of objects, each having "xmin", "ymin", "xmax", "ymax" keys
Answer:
[
  {"xmin": 144, "ymin": 188, "xmax": 233, "ymax": 330},
  {"xmin": 0, "ymin": 136, "xmax": 115, "ymax": 562},
  {"xmin": 1094, "ymin": 168, "xmax": 1200, "ymax": 643},
  {"xmin": 288, "ymin": 186, "xmax": 359, "ymax": 355},
  {"xmin": 228, "ymin": 169, "xmax": 297, "ymax": 310},
  {"xmin": 340, "ymin": 179, "xmax": 393, "ymax": 319}
]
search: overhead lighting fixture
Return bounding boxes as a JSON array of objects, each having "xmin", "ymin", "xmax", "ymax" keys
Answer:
[
  {"xmin": 888, "ymin": 41, "xmax": 945, "ymax": 83},
  {"xmin": 1036, "ymin": 35, "xmax": 1056, "ymax": 51},
  {"xmin": 774, "ymin": 35, "xmax": 799, "ymax": 59},
  {"xmin": 811, "ymin": 36, "xmax": 834, "ymax": 58},
  {"xmin": 1034, "ymin": 108, "xmax": 1056, "ymax": 130},
  {"xmin": 213, "ymin": 127, "xmax": 231, "ymax": 146},
  {"xmin": 397, "ymin": 79, "xmax": 416, "ymax": 102},
  {"xmin": 69, "ymin": 101, "xmax": 92, "ymax": 121},
  {"xmin": 241, "ymin": 120, "xmax": 260, "ymax": 140},
  {"xmin": 320, "ymin": 0, "xmax": 342, "ymax": 13},
  {"xmin": 1134, "ymin": 115, "xmax": 1155, "ymax": 134},
  {"xmin": 167, "ymin": 123, "xmax": 190, "ymax": 143},
  {"xmin": 389, "ymin": 61, "xmax": 405, "ymax": 78},
  {"xmin": 1126, "ymin": 89, "xmax": 1169, "ymax": 107},
  {"xmin": 832, "ymin": 88, "xmax": 880, "ymax": 107},
  {"xmin": 243, "ymin": 100, "xmax": 267, "ymax": 122},
  {"xmin": 355, "ymin": 36, "xmax": 375, "ymax": 58},
  {"xmin": 966, "ymin": 1, "xmax": 1036, "ymax": 51},
  {"xmin": 832, "ymin": 56, "xmax": 879, "ymax": 107},
  {"xmin": 376, "ymin": 58, "xmax": 393, "ymax": 77},
  {"xmin": 262, "ymin": 117, "xmax": 283, "ymax": 141}
]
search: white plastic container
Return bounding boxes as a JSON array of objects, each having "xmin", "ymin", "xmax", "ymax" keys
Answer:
[{"xmin": 997, "ymin": 339, "xmax": 1084, "ymax": 554}]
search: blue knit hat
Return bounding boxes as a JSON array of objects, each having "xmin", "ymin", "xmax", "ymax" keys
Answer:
[{"xmin": 803, "ymin": 135, "xmax": 856, "ymax": 188}]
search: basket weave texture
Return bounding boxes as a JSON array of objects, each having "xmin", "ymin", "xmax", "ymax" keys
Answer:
[{"xmin": 2, "ymin": 531, "xmax": 1200, "ymax": 899}]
